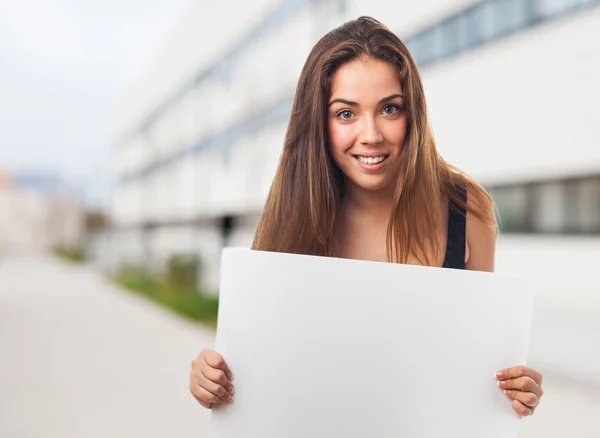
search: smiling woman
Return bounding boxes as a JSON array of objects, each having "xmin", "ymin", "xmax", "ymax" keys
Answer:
[
  {"xmin": 252, "ymin": 16, "xmax": 495, "ymax": 269},
  {"xmin": 190, "ymin": 16, "xmax": 544, "ymax": 418}
]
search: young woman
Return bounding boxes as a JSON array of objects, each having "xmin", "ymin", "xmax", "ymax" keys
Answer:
[{"xmin": 189, "ymin": 16, "xmax": 543, "ymax": 417}]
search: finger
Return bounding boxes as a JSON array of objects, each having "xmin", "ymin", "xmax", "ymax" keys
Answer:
[
  {"xmin": 512, "ymin": 399, "xmax": 533, "ymax": 418},
  {"xmin": 503, "ymin": 389, "xmax": 539, "ymax": 409},
  {"xmin": 197, "ymin": 399, "xmax": 213, "ymax": 409},
  {"xmin": 190, "ymin": 363, "xmax": 231, "ymax": 403},
  {"xmin": 202, "ymin": 363, "xmax": 234, "ymax": 393},
  {"xmin": 497, "ymin": 365, "xmax": 542, "ymax": 385},
  {"xmin": 198, "ymin": 371, "xmax": 233, "ymax": 402},
  {"xmin": 204, "ymin": 350, "xmax": 234, "ymax": 380},
  {"xmin": 190, "ymin": 382, "xmax": 227, "ymax": 405},
  {"xmin": 498, "ymin": 377, "xmax": 543, "ymax": 398}
]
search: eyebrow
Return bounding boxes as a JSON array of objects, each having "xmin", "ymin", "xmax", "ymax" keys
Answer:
[{"xmin": 328, "ymin": 93, "xmax": 404, "ymax": 107}]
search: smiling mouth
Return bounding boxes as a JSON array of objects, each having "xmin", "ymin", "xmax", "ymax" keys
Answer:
[{"xmin": 353, "ymin": 155, "xmax": 389, "ymax": 165}]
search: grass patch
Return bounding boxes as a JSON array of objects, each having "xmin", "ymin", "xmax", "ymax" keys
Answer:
[
  {"xmin": 114, "ymin": 264, "xmax": 219, "ymax": 330},
  {"xmin": 53, "ymin": 246, "xmax": 86, "ymax": 263}
]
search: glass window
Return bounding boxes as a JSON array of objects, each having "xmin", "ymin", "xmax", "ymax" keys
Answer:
[
  {"xmin": 404, "ymin": 37, "xmax": 420, "ymax": 63},
  {"xmin": 221, "ymin": 215, "xmax": 235, "ymax": 247},
  {"xmin": 573, "ymin": 177, "xmax": 600, "ymax": 233},
  {"xmin": 439, "ymin": 15, "xmax": 465, "ymax": 57},
  {"xmin": 414, "ymin": 28, "xmax": 439, "ymax": 65},
  {"xmin": 493, "ymin": 0, "xmax": 531, "ymax": 36},
  {"xmin": 563, "ymin": 179, "xmax": 581, "ymax": 232},
  {"xmin": 431, "ymin": 26, "xmax": 446, "ymax": 60},
  {"xmin": 531, "ymin": 181, "xmax": 567, "ymax": 233},
  {"xmin": 533, "ymin": 0, "xmax": 582, "ymax": 20},
  {"xmin": 464, "ymin": 1, "xmax": 495, "ymax": 48},
  {"xmin": 488, "ymin": 176, "xmax": 600, "ymax": 235},
  {"xmin": 489, "ymin": 185, "xmax": 531, "ymax": 232}
]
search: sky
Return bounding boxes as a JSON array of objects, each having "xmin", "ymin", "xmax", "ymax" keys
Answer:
[{"xmin": 0, "ymin": 0, "xmax": 189, "ymax": 209}]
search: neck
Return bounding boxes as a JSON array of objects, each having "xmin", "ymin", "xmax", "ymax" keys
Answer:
[{"xmin": 341, "ymin": 181, "xmax": 395, "ymax": 223}]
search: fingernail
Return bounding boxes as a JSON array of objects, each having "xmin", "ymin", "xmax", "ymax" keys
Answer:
[
  {"xmin": 497, "ymin": 380, "xmax": 501, "ymax": 387},
  {"xmin": 227, "ymin": 396, "xmax": 233, "ymax": 402},
  {"xmin": 229, "ymin": 375, "xmax": 234, "ymax": 381},
  {"xmin": 496, "ymin": 371, "xmax": 504, "ymax": 379},
  {"xmin": 230, "ymin": 386, "xmax": 235, "ymax": 394},
  {"xmin": 504, "ymin": 390, "xmax": 511, "ymax": 396}
]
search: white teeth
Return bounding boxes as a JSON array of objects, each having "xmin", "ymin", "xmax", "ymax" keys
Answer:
[{"xmin": 357, "ymin": 155, "xmax": 385, "ymax": 164}]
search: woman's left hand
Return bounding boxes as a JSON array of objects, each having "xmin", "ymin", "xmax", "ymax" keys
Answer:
[{"xmin": 496, "ymin": 365, "xmax": 543, "ymax": 417}]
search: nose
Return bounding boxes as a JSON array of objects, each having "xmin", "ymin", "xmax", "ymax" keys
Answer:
[{"xmin": 358, "ymin": 114, "xmax": 383, "ymax": 145}]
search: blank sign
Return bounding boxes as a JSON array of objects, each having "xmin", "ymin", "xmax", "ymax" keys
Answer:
[{"xmin": 211, "ymin": 248, "xmax": 534, "ymax": 438}]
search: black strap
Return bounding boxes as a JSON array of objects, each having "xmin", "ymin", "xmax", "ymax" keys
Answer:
[{"xmin": 442, "ymin": 185, "xmax": 467, "ymax": 269}]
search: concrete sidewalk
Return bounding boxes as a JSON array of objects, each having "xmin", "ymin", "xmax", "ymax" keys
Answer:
[{"xmin": 0, "ymin": 252, "xmax": 214, "ymax": 437}]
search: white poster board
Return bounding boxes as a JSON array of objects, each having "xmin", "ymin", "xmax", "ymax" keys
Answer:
[{"xmin": 211, "ymin": 248, "xmax": 534, "ymax": 438}]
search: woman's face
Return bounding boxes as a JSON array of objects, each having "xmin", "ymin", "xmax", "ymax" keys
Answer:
[{"xmin": 327, "ymin": 57, "xmax": 407, "ymax": 195}]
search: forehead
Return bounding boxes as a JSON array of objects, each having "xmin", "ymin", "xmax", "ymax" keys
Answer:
[{"xmin": 330, "ymin": 57, "xmax": 402, "ymax": 98}]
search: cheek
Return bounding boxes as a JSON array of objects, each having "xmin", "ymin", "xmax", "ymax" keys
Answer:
[
  {"xmin": 383, "ymin": 117, "xmax": 408, "ymax": 147},
  {"xmin": 328, "ymin": 121, "xmax": 356, "ymax": 156}
]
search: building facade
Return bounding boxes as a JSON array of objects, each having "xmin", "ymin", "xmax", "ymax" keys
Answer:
[
  {"xmin": 109, "ymin": 0, "xmax": 600, "ymax": 294},
  {"xmin": 0, "ymin": 172, "xmax": 85, "ymax": 252}
]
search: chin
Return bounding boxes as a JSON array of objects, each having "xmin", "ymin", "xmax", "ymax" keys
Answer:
[{"xmin": 351, "ymin": 176, "xmax": 393, "ymax": 192}]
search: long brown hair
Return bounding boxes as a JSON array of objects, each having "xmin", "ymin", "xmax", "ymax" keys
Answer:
[{"xmin": 252, "ymin": 16, "xmax": 496, "ymax": 265}]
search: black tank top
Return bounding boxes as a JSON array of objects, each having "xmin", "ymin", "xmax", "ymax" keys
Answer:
[{"xmin": 442, "ymin": 186, "xmax": 467, "ymax": 270}]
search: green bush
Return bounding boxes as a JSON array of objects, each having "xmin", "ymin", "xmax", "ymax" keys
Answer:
[
  {"xmin": 53, "ymin": 246, "xmax": 86, "ymax": 263},
  {"xmin": 164, "ymin": 253, "xmax": 200, "ymax": 291},
  {"xmin": 114, "ymin": 260, "xmax": 218, "ymax": 330},
  {"xmin": 115, "ymin": 265, "xmax": 159, "ymax": 294}
]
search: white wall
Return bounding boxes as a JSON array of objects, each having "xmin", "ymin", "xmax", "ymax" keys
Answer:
[
  {"xmin": 113, "ymin": 0, "xmax": 326, "ymax": 225},
  {"xmin": 0, "ymin": 184, "xmax": 85, "ymax": 251},
  {"xmin": 496, "ymin": 235, "xmax": 600, "ymax": 384},
  {"xmin": 346, "ymin": 0, "xmax": 478, "ymax": 36},
  {"xmin": 0, "ymin": 187, "xmax": 48, "ymax": 249},
  {"xmin": 424, "ymin": 6, "xmax": 600, "ymax": 186},
  {"xmin": 496, "ymin": 235, "xmax": 600, "ymax": 305},
  {"xmin": 116, "ymin": 0, "xmax": 283, "ymax": 136}
]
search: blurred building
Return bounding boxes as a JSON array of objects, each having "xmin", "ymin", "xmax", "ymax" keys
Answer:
[
  {"xmin": 110, "ymin": 0, "xmax": 600, "ymax": 294},
  {"xmin": 0, "ymin": 171, "xmax": 85, "ymax": 252}
]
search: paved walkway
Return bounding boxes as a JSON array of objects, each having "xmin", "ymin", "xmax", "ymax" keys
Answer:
[
  {"xmin": 1, "ymin": 252, "xmax": 599, "ymax": 437},
  {"xmin": 0, "ymin": 252, "xmax": 214, "ymax": 437}
]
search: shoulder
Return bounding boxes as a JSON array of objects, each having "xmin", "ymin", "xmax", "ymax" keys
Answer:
[{"xmin": 464, "ymin": 180, "xmax": 497, "ymax": 272}]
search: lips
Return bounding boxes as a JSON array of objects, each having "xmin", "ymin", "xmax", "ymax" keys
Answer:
[
  {"xmin": 353, "ymin": 154, "xmax": 389, "ymax": 171},
  {"xmin": 355, "ymin": 155, "xmax": 388, "ymax": 165}
]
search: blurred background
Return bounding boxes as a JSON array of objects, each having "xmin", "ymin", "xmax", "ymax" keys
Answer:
[{"xmin": 1, "ymin": 0, "xmax": 599, "ymax": 436}]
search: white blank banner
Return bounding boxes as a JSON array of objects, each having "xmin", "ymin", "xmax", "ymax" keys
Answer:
[{"xmin": 211, "ymin": 248, "xmax": 534, "ymax": 437}]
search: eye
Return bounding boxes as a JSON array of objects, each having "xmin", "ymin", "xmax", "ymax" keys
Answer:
[
  {"xmin": 336, "ymin": 110, "xmax": 354, "ymax": 120},
  {"xmin": 382, "ymin": 104, "xmax": 400, "ymax": 115}
]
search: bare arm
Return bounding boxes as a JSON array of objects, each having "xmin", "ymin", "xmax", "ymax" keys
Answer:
[{"xmin": 465, "ymin": 196, "xmax": 496, "ymax": 272}]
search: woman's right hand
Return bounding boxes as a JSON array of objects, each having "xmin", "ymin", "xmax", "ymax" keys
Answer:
[{"xmin": 189, "ymin": 349, "xmax": 234, "ymax": 409}]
